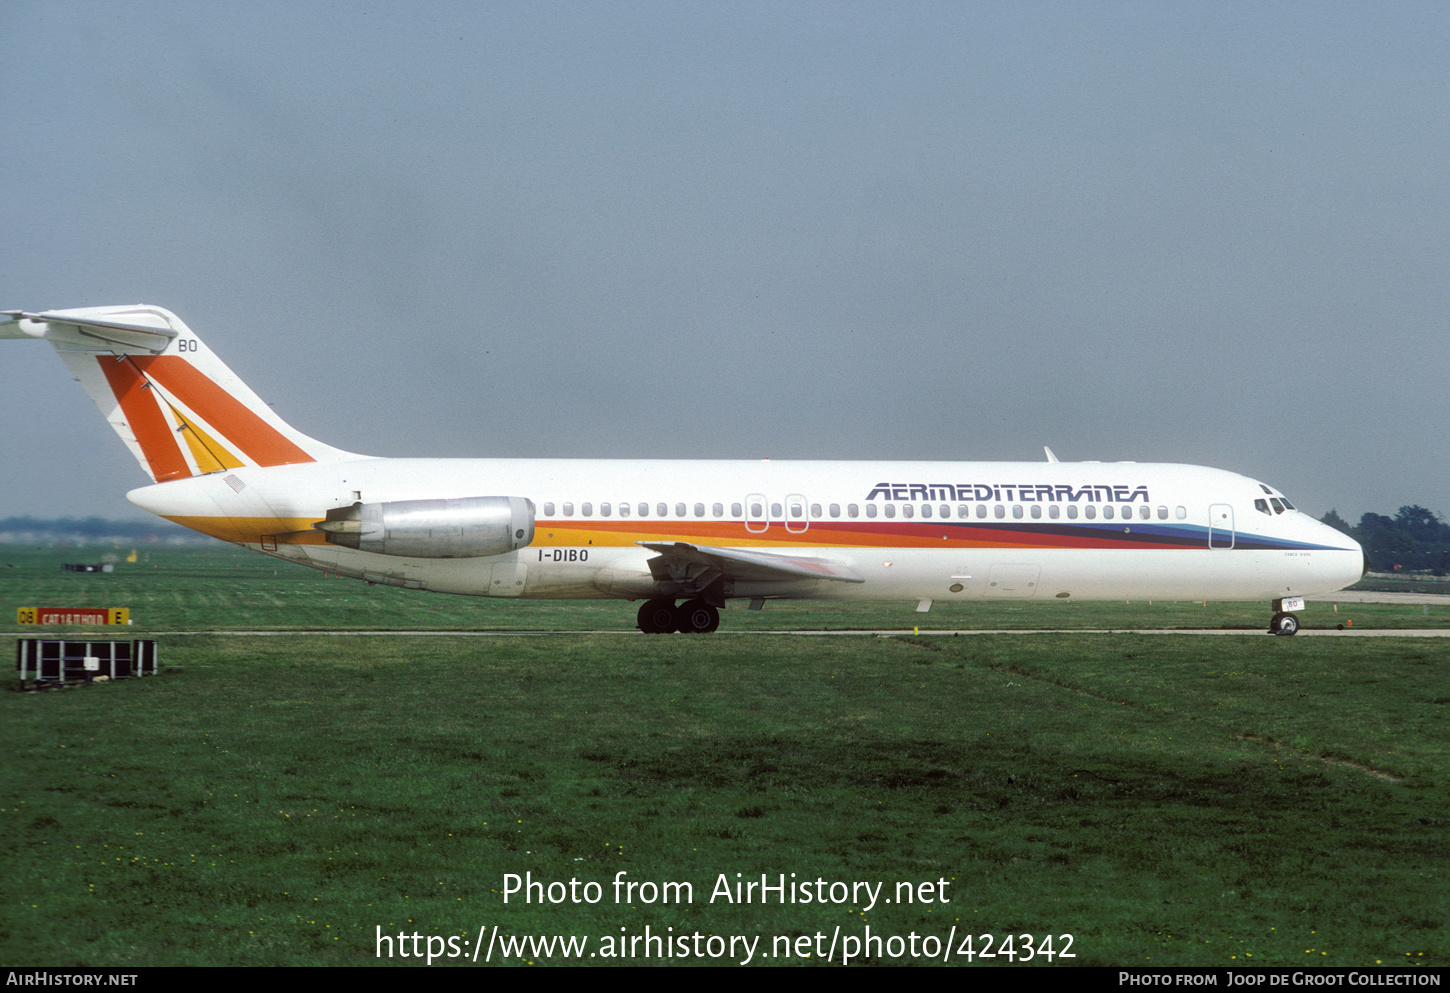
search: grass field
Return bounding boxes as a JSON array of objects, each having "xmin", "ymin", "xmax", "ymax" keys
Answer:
[{"xmin": 1, "ymin": 546, "xmax": 1446, "ymax": 967}]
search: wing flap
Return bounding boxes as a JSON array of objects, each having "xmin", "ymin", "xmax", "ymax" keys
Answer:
[{"xmin": 637, "ymin": 541, "xmax": 865, "ymax": 585}]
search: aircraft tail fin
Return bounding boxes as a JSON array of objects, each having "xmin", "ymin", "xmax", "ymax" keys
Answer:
[{"xmin": 1, "ymin": 305, "xmax": 360, "ymax": 483}]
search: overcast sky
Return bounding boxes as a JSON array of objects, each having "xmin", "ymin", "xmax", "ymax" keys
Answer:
[{"xmin": 3, "ymin": 1, "xmax": 1446, "ymax": 523}]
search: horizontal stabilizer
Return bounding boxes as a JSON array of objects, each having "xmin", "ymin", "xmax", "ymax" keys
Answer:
[
  {"xmin": 1, "ymin": 309, "xmax": 178, "ymax": 354},
  {"xmin": 637, "ymin": 541, "xmax": 865, "ymax": 584}
]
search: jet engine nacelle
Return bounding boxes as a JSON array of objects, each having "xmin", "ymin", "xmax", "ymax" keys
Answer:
[{"xmin": 314, "ymin": 496, "xmax": 534, "ymax": 558}]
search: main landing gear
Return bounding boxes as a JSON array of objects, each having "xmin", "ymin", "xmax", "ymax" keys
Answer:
[{"xmin": 636, "ymin": 597, "xmax": 721, "ymax": 634}]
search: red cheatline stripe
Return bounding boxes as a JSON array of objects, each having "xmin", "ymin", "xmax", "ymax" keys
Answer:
[
  {"xmin": 132, "ymin": 356, "xmax": 314, "ymax": 467},
  {"xmin": 97, "ymin": 357, "xmax": 191, "ymax": 482},
  {"xmin": 551, "ymin": 519, "xmax": 1202, "ymax": 550}
]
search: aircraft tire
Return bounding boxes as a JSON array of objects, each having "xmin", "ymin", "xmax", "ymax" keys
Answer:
[
  {"xmin": 674, "ymin": 600, "xmax": 720, "ymax": 634},
  {"xmin": 638, "ymin": 598, "xmax": 677, "ymax": 634},
  {"xmin": 1269, "ymin": 611, "xmax": 1300, "ymax": 636}
]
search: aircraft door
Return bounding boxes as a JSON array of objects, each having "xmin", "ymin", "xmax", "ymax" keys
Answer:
[{"xmin": 1208, "ymin": 504, "xmax": 1234, "ymax": 549}]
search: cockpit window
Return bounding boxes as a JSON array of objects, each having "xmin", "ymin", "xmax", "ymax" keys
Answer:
[
  {"xmin": 1255, "ymin": 499, "xmax": 1271, "ymax": 516},
  {"xmin": 1257, "ymin": 482, "xmax": 1296, "ymax": 512}
]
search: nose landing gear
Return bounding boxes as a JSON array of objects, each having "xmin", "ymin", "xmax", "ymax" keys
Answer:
[
  {"xmin": 1267, "ymin": 597, "xmax": 1304, "ymax": 635},
  {"xmin": 1268, "ymin": 611, "xmax": 1300, "ymax": 636}
]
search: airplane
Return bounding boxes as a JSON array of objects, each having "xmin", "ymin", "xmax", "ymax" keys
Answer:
[{"xmin": 3, "ymin": 304, "xmax": 1365, "ymax": 636}]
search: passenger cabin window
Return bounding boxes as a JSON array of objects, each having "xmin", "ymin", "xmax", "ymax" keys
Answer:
[
  {"xmin": 865, "ymin": 505, "xmax": 878, "ymax": 518},
  {"xmin": 638, "ymin": 502, "xmax": 649, "ymax": 517},
  {"xmin": 1139, "ymin": 505, "xmax": 1149, "ymax": 520},
  {"xmin": 751, "ymin": 502, "xmax": 763, "ymax": 517},
  {"xmin": 618, "ymin": 503, "xmax": 629, "ymax": 517},
  {"xmin": 1175, "ymin": 506, "xmax": 1187, "ymax": 519},
  {"xmin": 1048, "ymin": 505, "xmax": 1060, "ymax": 519},
  {"xmin": 940, "ymin": 504, "xmax": 950, "ymax": 518},
  {"xmin": 958, "ymin": 505, "xmax": 968, "ymax": 518},
  {"xmin": 884, "ymin": 504, "xmax": 896, "ymax": 518},
  {"xmin": 1030, "ymin": 505, "xmax": 1042, "ymax": 519},
  {"xmin": 976, "ymin": 505, "xmax": 987, "ymax": 519},
  {"xmin": 848, "ymin": 504, "xmax": 859, "ymax": 518},
  {"xmin": 694, "ymin": 503, "xmax": 705, "ymax": 518},
  {"xmin": 657, "ymin": 503, "xmax": 668, "ymax": 518},
  {"xmin": 811, "ymin": 503, "xmax": 822, "ymax": 518},
  {"xmin": 1084, "ymin": 506, "xmax": 1096, "ymax": 519},
  {"xmin": 900, "ymin": 504, "xmax": 911, "ymax": 519},
  {"xmin": 829, "ymin": 503, "xmax": 841, "ymax": 518},
  {"xmin": 713, "ymin": 503, "xmax": 724, "ymax": 518},
  {"xmin": 994, "ymin": 505, "xmax": 1006, "ymax": 519},
  {"xmin": 731, "ymin": 503, "xmax": 743, "ymax": 517},
  {"xmin": 676, "ymin": 503, "xmax": 687, "ymax": 518},
  {"xmin": 1103, "ymin": 506, "xmax": 1114, "ymax": 520},
  {"xmin": 1067, "ymin": 506, "xmax": 1078, "ymax": 519},
  {"xmin": 1157, "ymin": 506, "xmax": 1168, "ymax": 519},
  {"xmin": 544, "ymin": 502, "xmax": 555, "ymax": 516},
  {"xmin": 1012, "ymin": 505, "xmax": 1023, "ymax": 519},
  {"xmin": 771, "ymin": 503, "xmax": 783, "ymax": 518},
  {"xmin": 581, "ymin": 502, "xmax": 593, "ymax": 517},
  {"xmin": 920, "ymin": 504, "xmax": 930, "ymax": 518},
  {"xmin": 600, "ymin": 503, "xmax": 611, "ymax": 517},
  {"xmin": 563, "ymin": 502, "xmax": 574, "ymax": 517}
]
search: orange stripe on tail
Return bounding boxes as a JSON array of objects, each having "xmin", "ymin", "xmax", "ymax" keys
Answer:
[
  {"xmin": 97, "ymin": 357, "xmax": 191, "ymax": 482},
  {"xmin": 133, "ymin": 356, "xmax": 315, "ymax": 467}
]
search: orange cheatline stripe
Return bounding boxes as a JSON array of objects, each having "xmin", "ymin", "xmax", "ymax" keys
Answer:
[
  {"xmin": 132, "ymin": 355, "xmax": 315, "ymax": 467},
  {"xmin": 97, "ymin": 356, "xmax": 191, "ymax": 483},
  {"xmin": 162, "ymin": 515, "xmax": 327, "ymax": 544}
]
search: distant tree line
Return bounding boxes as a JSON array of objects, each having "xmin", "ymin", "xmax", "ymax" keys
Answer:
[
  {"xmin": 0, "ymin": 516, "xmax": 195, "ymax": 540},
  {"xmin": 1321, "ymin": 506, "xmax": 1450, "ymax": 575}
]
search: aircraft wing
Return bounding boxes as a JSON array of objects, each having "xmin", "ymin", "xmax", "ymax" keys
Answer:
[{"xmin": 637, "ymin": 541, "xmax": 865, "ymax": 586}]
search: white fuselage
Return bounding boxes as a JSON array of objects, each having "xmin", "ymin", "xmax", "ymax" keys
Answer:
[{"xmin": 127, "ymin": 457, "xmax": 1364, "ymax": 605}]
